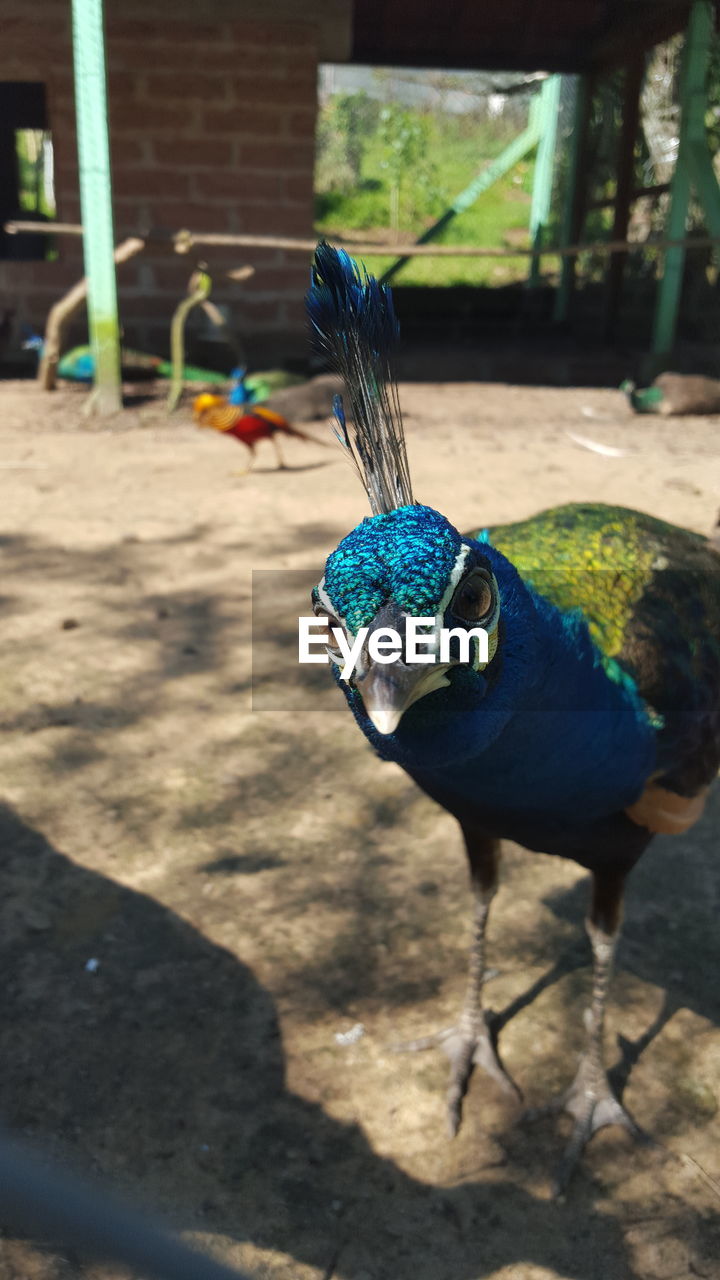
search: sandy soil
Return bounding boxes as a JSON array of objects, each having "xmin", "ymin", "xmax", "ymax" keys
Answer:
[{"xmin": 0, "ymin": 376, "xmax": 718, "ymax": 1280}]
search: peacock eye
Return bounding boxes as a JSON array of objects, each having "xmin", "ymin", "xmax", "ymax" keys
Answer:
[
  {"xmin": 451, "ymin": 570, "xmax": 494, "ymax": 623},
  {"xmin": 313, "ymin": 599, "xmax": 341, "ymax": 633}
]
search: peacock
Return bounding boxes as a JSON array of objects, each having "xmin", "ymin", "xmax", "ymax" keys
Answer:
[
  {"xmin": 22, "ymin": 334, "xmax": 229, "ymax": 384},
  {"xmin": 227, "ymin": 364, "xmax": 307, "ymax": 407},
  {"xmin": 227, "ymin": 364, "xmax": 342, "ymax": 421},
  {"xmin": 621, "ymin": 372, "xmax": 720, "ymax": 415},
  {"xmin": 306, "ymin": 243, "xmax": 720, "ymax": 1193}
]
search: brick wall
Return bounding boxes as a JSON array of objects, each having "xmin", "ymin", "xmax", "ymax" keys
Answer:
[{"xmin": 0, "ymin": 0, "xmax": 347, "ymax": 365}]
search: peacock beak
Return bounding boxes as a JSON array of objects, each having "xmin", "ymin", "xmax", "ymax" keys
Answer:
[
  {"xmin": 355, "ymin": 658, "xmax": 452, "ymax": 736},
  {"xmin": 349, "ymin": 601, "xmax": 452, "ymax": 735}
]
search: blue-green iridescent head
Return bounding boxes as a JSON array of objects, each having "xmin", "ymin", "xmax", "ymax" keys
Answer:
[{"xmin": 312, "ymin": 504, "xmax": 501, "ymax": 735}]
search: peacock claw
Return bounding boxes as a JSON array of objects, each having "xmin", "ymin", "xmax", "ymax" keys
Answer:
[
  {"xmin": 524, "ymin": 1055, "xmax": 649, "ymax": 1197},
  {"xmin": 394, "ymin": 1016, "xmax": 522, "ymax": 1137}
]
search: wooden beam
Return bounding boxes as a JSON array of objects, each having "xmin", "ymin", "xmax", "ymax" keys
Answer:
[{"xmin": 9, "ymin": 219, "xmax": 720, "ymax": 260}]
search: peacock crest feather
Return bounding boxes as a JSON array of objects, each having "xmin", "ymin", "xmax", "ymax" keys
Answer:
[{"xmin": 306, "ymin": 242, "xmax": 413, "ymax": 515}]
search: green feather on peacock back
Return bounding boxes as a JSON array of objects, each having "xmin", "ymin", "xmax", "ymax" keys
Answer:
[{"xmin": 471, "ymin": 504, "xmax": 708, "ymax": 658}]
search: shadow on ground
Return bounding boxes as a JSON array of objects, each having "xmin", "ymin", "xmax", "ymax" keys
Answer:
[{"xmin": 0, "ymin": 801, "xmax": 681, "ymax": 1280}]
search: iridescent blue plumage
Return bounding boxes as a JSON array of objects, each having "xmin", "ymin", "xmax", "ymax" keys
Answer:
[
  {"xmin": 227, "ymin": 366, "xmax": 252, "ymax": 407},
  {"xmin": 306, "ymin": 242, "xmax": 412, "ymax": 515},
  {"xmin": 322, "ymin": 507, "xmax": 658, "ymax": 827},
  {"xmin": 325, "ymin": 505, "xmax": 461, "ymax": 634},
  {"xmin": 306, "ymin": 242, "xmax": 720, "ymax": 1192},
  {"xmin": 306, "ymin": 242, "xmax": 400, "ymax": 357}
]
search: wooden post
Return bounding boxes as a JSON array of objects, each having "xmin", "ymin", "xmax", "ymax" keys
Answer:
[
  {"xmin": 72, "ymin": 0, "xmax": 122, "ymax": 415},
  {"xmin": 603, "ymin": 55, "xmax": 645, "ymax": 341},
  {"xmin": 38, "ymin": 237, "xmax": 145, "ymax": 390}
]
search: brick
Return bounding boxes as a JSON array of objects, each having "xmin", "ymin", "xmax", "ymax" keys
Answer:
[
  {"xmin": 150, "ymin": 139, "xmax": 234, "ymax": 170},
  {"xmin": 113, "ymin": 169, "xmax": 191, "ymax": 199},
  {"xmin": 241, "ymin": 298, "xmax": 284, "ymax": 324},
  {"xmin": 146, "ymin": 203, "xmax": 234, "ymax": 233},
  {"xmin": 288, "ymin": 108, "xmax": 317, "ymax": 138},
  {"xmin": 238, "ymin": 204, "xmax": 310, "ymax": 235},
  {"xmin": 284, "ymin": 173, "xmax": 314, "ymax": 204},
  {"xmin": 194, "ymin": 170, "xmax": 284, "ymax": 203},
  {"xmin": 148, "ymin": 262, "xmax": 205, "ymax": 292},
  {"xmin": 239, "ymin": 141, "xmax": 315, "ymax": 171},
  {"xmin": 118, "ymin": 294, "xmax": 175, "ymax": 320},
  {"xmin": 3, "ymin": 19, "xmax": 68, "ymax": 52},
  {"xmin": 249, "ymin": 264, "xmax": 313, "ymax": 293},
  {"xmin": 108, "ymin": 19, "xmax": 225, "ymax": 44},
  {"xmin": 202, "ymin": 108, "xmax": 285, "ymax": 137},
  {"xmin": 142, "ymin": 71, "xmax": 230, "ymax": 106},
  {"xmin": 107, "ymin": 70, "xmax": 143, "ymax": 101},
  {"xmin": 231, "ymin": 77, "xmax": 315, "ymax": 106},
  {"xmin": 282, "ymin": 297, "xmax": 310, "ymax": 327},
  {"xmin": 226, "ymin": 21, "xmax": 316, "ymax": 48},
  {"xmin": 109, "ymin": 137, "xmax": 147, "ymax": 167},
  {"xmin": 113, "ymin": 104, "xmax": 189, "ymax": 133}
]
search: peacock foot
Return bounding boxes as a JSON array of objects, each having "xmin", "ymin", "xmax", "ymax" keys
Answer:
[
  {"xmin": 525, "ymin": 1053, "xmax": 649, "ymax": 1196},
  {"xmin": 394, "ymin": 1014, "xmax": 522, "ymax": 1137}
]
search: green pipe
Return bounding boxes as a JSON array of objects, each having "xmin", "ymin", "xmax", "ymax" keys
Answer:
[
  {"xmin": 554, "ymin": 76, "xmax": 589, "ymax": 323},
  {"xmin": 528, "ymin": 75, "xmax": 562, "ymax": 286},
  {"xmin": 72, "ymin": 0, "xmax": 121, "ymax": 415},
  {"xmin": 652, "ymin": 0, "xmax": 717, "ymax": 355}
]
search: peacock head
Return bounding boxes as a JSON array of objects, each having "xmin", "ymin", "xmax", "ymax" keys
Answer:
[{"xmin": 312, "ymin": 504, "xmax": 501, "ymax": 735}]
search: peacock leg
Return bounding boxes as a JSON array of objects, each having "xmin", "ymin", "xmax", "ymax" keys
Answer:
[
  {"xmin": 396, "ymin": 830, "xmax": 520, "ymax": 1136},
  {"xmin": 538, "ymin": 870, "xmax": 647, "ymax": 1195},
  {"xmin": 271, "ymin": 434, "xmax": 287, "ymax": 470}
]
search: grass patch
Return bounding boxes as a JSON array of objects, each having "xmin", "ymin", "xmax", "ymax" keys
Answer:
[{"xmin": 314, "ymin": 106, "xmax": 537, "ymax": 287}]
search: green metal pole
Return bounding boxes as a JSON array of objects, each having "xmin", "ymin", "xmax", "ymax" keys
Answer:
[
  {"xmin": 379, "ymin": 111, "xmax": 542, "ymax": 285},
  {"xmin": 553, "ymin": 76, "xmax": 589, "ymax": 322},
  {"xmin": 72, "ymin": 0, "xmax": 121, "ymax": 415},
  {"xmin": 528, "ymin": 75, "xmax": 562, "ymax": 287},
  {"xmin": 652, "ymin": 0, "xmax": 717, "ymax": 355}
]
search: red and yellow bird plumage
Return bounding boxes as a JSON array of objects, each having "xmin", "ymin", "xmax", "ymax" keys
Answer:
[{"xmin": 192, "ymin": 394, "xmax": 327, "ymax": 472}]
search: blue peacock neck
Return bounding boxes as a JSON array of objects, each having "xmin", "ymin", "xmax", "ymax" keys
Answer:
[{"xmin": 341, "ymin": 540, "xmax": 658, "ymax": 823}]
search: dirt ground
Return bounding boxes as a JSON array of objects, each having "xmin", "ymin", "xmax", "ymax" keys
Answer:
[{"xmin": 0, "ymin": 375, "xmax": 718, "ymax": 1280}]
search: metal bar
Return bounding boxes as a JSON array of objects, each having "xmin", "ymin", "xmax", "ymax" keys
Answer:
[
  {"xmin": 378, "ymin": 114, "xmax": 542, "ymax": 284},
  {"xmin": 72, "ymin": 0, "xmax": 122, "ymax": 414},
  {"xmin": 554, "ymin": 75, "xmax": 591, "ymax": 323},
  {"xmin": 604, "ymin": 54, "xmax": 645, "ymax": 340},
  {"xmin": 528, "ymin": 75, "xmax": 562, "ymax": 285},
  {"xmin": 7, "ymin": 220, "xmax": 720, "ymax": 260},
  {"xmin": 587, "ymin": 182, "xmax": 671, "ymax": 210},
  {"xmin": 687, "ymin": 140, "xmax": 720, "ymax": 237},
  {"xmin": 652, "ymin": 0, "xmax": 716, "ymax": 354}
]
